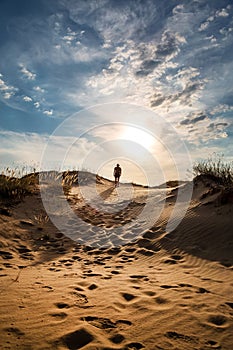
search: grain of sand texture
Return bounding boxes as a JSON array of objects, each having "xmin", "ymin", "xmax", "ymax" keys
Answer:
[{"xmin": 0, "ymin": 174, "xmax": 233, "ymax": 350}]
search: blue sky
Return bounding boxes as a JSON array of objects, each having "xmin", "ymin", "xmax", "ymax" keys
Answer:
[{"xmin": 0, "ymin": 0, "xmax": 233, "ymax": 184}]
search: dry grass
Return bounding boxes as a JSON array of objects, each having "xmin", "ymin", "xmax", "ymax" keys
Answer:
[
  {"xmin": 193, "ymin": 156, "xmax": 233, "ymax": 187},
  {"xmin": 0, "ymin": 168, "xmax": 38, "ymax": 200}
]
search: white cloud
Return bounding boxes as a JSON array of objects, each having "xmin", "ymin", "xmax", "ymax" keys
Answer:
[
  {"xmin": 216, "ymin": 8, "xmax": 229, "ymax": 17},
  {"xmin": 34, "ymin": 102, "xmax": 40, "ymax": 108},
  {"xmin": 23, "ymin": 96, "xmax": 32, "ymax": 102},
  {"xmin": 0, "ymin": 76, "xmax": 17, "ymax": 99},
  {"xmin": 3, "ymin": 92, "xmax": 15, "ymax": 100},
  {"xmin": 33, "ymin": 86, "xmax": 45, "ymax": 93},
  {"xmin": 19, "ymin": 64, "xmax": 36, "ymax": 80},
  {"xmin": 199, "ymin": 21, "xmax": 210, "ymax": 32},
  {"xmin": 83, "ymin": 34, "xmax": 187, "ymax": 108},
  {"xmin": 43, "ymin": 109, "xmax": 53, "ymax": 116},
  {"xmin": 199, "ymin": 7, "xmax": 230, "ymax": 32}
]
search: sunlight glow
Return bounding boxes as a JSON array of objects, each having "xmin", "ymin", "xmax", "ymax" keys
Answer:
[{"xmin": 121, "ymin": 126, "xmax": 155, "ymax": 151}]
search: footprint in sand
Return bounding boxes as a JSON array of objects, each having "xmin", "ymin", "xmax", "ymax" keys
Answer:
[
  {"xmin": 81, "ymin": 316, "xmax": 132, "ymax": 330},
  {"xmin": 154, "ymin": 296, "xmax": 170, "ymax": 309},
  {"xmin": 3, "ymin": 262, "xmax": 13, "ymax": 268},
  {"xmin": 207, "ymin": 314, "xmax": 229, "ymax": 328},
  {"xmin": 109, "ymin": 333, "xmax": 125, "ymax": 344},
  {"xmin": 121, "ymin": 292, "xmax": 137, "ymax": 302},
  {"xmin": 165, "ymin": 331, "xmax": 197, "ymax": 344},
  {"xmin": 69, "ymin": 290, "xmax": 89, "ymax": 306},
  {"xmin": 55, "ymin": 302, "xmax": 70, "ymax": 309},
  {"xmin": 42, "ymin": 285, "xmax": 53, "ymax": 291},
  {"xmin": 17, "ymin": 246, "xmax": 34, "ymax": 260},
  {"xmin": 3, "ymin": 327, "xmax": 25, "ymax": 337},
  {"xmin": 49, "ymin": 312, "xmax": 68, "ymax": 320},
  {"xmin": 0, "ymin": 250, "xmax": 13, "ymax": 260},
  {"xmin": 59, "ymin": 328, "xmax": 94, "ymax": 349},
  {"xmin": 88, "ymin": 283, "xmax": 98, "ymax": 290},
  {"xmin": 81, "ymin": 316, "xmax": 116, "ymax": 329},
  {"xmin": 129, "ymin": 275, "xmax": 148, "ymax": 280},
  {"xmin": 205, "ymin": 339, "xmax": 222, "ymax": 349},
  {"xmin": 143, "ymin": 290, "xmax": 156, "ymax": 297}
]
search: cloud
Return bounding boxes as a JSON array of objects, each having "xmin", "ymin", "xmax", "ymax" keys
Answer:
[
  {"xmin": 199, "ymin": 21, "xmax": 210, "ymax": 32},
  {"xmin": 65, "ymin": 0, "xmax": 159, "ymax": 43},
  {"xmin": 23, "ymin": 96, "xmax": 32, "ymax": 102},
  {"xmin": 0, "ymin": 76, "xmax": 17, "ymax": 100},
  {"xmin": 19, "ymin": 64, "xmax": 36, "ymax": 80},
  {"xmin": 3, "ymin": 92, "xmax": 14, "ymax": 100},
  {"xmin": 180, "ymin": 112, "xmax": 208, "ymax": 126},
  {"xmin": 156, "ymin": 31, "xmax": 185, "ymax": 58},
  {"xmin": 198, "ymin": 5, "xmax": 230, "ymax": 32},
  {"xmin": 178, "ymin": 112, "xmax": 230, "ymax": 145},
  {"xmin": 33, "ymin": 86, "xmax": 45, "ymax": 93},
  {"xmin": 0, "ymin": 129, "xmax": 96, "ymax": 172},
  {"xmin": 151, "ymin": 79, "xmax": 205, "ymax": 108},
  {"xmin": 43, "ymin": 109, "xmax": 53, "ymax": 116},
  {"xmin": 216, "ymin": 8, "xmax": 229, "ymax": 18}
]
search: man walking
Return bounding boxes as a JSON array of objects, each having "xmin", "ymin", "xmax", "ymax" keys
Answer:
[{"xmin": 113, "ymin": 163, "xmax": 122, "ymax": 187}]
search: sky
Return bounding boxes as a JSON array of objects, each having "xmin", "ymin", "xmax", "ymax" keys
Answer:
[{"xmin": 0, "ymin": 0, "xmax": 233, "ymax": 185}]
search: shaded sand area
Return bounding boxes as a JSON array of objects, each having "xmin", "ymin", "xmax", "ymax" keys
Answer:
[{"xmin": 0, "ymin": 174, "xmax": 233, "ymax": 349}]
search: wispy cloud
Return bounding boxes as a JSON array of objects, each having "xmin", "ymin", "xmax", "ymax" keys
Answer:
[{"xmin": 0, "ymin": 129, "xmax": 96, "ymax": 171}]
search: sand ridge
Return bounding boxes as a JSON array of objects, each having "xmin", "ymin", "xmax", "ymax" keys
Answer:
[{"xmin": 0, "ymin": 175, "xmax": 233, "ymax": 349}]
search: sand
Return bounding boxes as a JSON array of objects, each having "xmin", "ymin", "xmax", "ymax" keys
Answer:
[{"xmin": 0, "ymin": 175, "xmax": 233, "ymax": 350}]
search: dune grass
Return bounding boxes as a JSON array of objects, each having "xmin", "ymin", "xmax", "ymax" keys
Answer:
[
  {"xmin": 193, "ymin": 156, "xmax": 233, "ymax": 187},
  {"xmin": 0, "ymin": 167, "xmax": 38, "ymax": 200}
]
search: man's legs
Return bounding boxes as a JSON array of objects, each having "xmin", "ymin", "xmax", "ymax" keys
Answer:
[{"xmin": 115, "ymin": 176, "xmax": 120, "ymax": 187}]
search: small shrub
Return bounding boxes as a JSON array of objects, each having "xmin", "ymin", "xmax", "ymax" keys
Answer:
[{"xmin": 193, "ymin": 156, "xmax": 233, "ymax": 187}]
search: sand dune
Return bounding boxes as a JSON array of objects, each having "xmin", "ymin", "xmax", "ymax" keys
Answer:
[{"xmin": 0, "ymin": 174, "xmax": 232, "ymax": 349}]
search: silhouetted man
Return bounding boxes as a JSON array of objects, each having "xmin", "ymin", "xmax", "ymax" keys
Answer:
[{"xmin": 113, "ymin": 164, "xmax": 122, "ymax": 187}]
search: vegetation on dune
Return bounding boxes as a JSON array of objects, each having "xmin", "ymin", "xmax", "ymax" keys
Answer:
[
  {"xmin": 193, "ymin": 156, "xmax": 233, "ymax": 205},
  {"xmin": 0, "ymin": 168, "xmax": 38, "ymax": 200},
  {"xmin": 0, "ymin": 168, "xmax": 101, "ymax": 200},
  {"xmin": 193, "ymin": 156, "xmax": 233, "ymax": 187}
]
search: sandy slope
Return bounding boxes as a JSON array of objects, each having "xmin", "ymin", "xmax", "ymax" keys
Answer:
[{"xmin": 0, "ymin": 176, "xmax": 233, "ymax": 350}]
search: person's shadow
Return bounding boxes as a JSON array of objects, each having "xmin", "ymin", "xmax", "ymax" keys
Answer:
[{"xmin": 99, "ymin": 186, "xmax": 115, "ymax": 200}]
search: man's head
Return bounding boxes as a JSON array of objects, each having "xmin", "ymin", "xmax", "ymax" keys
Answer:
[{"xmin": 117, "ymin": 164, "xmax": 120, "ymax": 167}]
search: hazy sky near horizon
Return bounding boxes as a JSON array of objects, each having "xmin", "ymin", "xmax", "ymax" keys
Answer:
[{"xmin": 0, "ymin": 0, "xmax": 233, "ymax": 184}]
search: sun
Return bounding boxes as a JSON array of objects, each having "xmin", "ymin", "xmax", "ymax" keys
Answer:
[{"xmin": 121, "ymin": 125, "xmax": 155, "ymax": 151}]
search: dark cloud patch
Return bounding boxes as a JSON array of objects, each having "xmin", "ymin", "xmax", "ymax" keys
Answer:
[
  {"xmin": 151, "ymin": 80, "xmax": 204, "ymax": 108},
  {"xmin": 136, "ymin": 30, "xmax": 183, "ymax": 77},
  {"xmin": 151, "ymin": 93, "xmax": 167, "ymax": 107},
  {"xmin": 156, "ymin": 31, "xmax": 179, "ymax": 58},
  {"xmin": 136, "ymin": 59, "xmax": 162, "ymax": 76},
  {"xmin": 207, "ymin": 122, "xmax": 229, "ymax": 130},
  {"xmin": 180, "ymin": 113, "xmax": 207, "ymax": 125}
]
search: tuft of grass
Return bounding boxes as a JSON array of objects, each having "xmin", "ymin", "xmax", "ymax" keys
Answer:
[
  {"xmin": 34, "ymin": 212, "xmax": 49, "ymax": 230},
  {"xmin": 0, "ymin": 167, "xmax": 38, "ymax": 200},
  {"xmin": 193, "ymin": 156, "xmax": 233, "ymax": 187}
]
